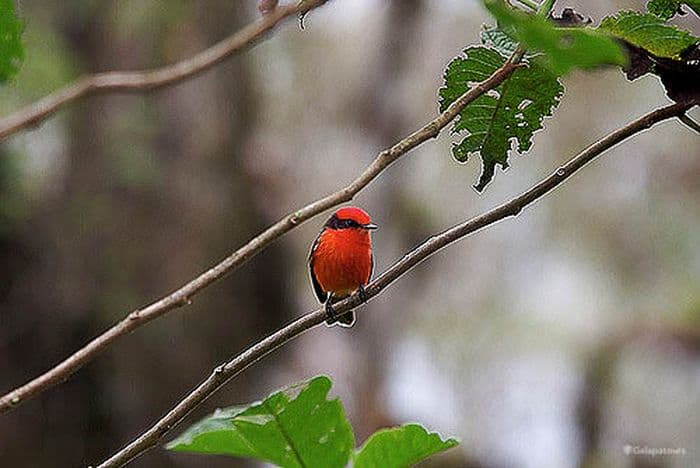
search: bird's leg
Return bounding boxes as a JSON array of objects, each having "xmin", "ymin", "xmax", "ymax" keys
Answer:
[
  {"xmin": 358, "ymin": 284, "xmax": 369, "ymax": 304},
  {"xmin": 325, "ymin": 295, "xmax": 338, "ymax": 326}
]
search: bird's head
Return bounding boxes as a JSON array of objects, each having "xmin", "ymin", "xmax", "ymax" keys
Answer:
[{"xmin": 325, "ymin": 206, "xmax": 378, "ymax": 231}]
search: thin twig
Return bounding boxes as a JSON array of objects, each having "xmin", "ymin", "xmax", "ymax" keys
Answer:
[
  {"xmin": 97, "ymin": 101, "xmax": 694, "ymax": 467},
  {"xmin": 679, "ymin": 113, "xmax": 700, "ymax": 134},
  {"xmin": 0, "ymin": 0, "xmax": 328, "ymax": 141},
  {"xmin": 0, "ymin": 53, "xmax": 524, "ymax": 414}
]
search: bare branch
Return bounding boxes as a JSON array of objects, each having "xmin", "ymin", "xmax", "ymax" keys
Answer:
[
  {"xmin": 97, "ymin": 101, "xmax": 695, "ymax": 468},
  {"xmin": 0, "ymin": 0, "xmax": 328, "ymax": 141},
  {"xmin": 0, "ymin": 51, "xmax": 524, "ymax": 413}
]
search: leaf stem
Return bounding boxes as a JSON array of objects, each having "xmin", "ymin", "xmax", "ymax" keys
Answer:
[
  {"xmin": 537, "ymin": 0, "xmax": 556, "ymax": 17},
  {"xmin": 513, "ymin": 0, "xmax": 539, "ymax": 12}
]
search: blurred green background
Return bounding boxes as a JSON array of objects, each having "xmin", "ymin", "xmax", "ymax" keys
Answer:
[{"xmin": 0, "ymin": 1, "xmax": 698, "ymax": 467}]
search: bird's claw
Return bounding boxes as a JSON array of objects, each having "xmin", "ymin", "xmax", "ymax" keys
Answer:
[
  {"xmin": 325, "ymin": 301, "xmax": 338, "ymax": 326},
  {"xmin": 358, "ymin": 284, "xmax": 369, "ymax": 304}
]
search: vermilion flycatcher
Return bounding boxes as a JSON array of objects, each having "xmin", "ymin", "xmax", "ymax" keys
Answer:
[{"xmin": 308, "ymin": 206, "xmax": 377, "ymax": 327}]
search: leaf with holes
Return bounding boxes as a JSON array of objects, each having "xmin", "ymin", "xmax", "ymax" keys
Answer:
[
  {"xmin": 439, "ymin": 47, "xmax": 564, "ymax": 191},
  {"xmin": 166, "ymin": 376, "xmax": 354, "ymax": 468},
  {"xmin": 484, "ymin": 0, "xmax": 626, "ymax": 75},
  {"xmin": 0, "ymin": 0, "xmax": 24, "ymax": 83},
  {"xmin": 353, "ymin": 424, "xmax": 458, "ymax": 468},
  {"xmin": 647, "ymin": 0, "xmax": 700, "ymax": 18},
  {"xmin": 599, "ymin": 11, "xmax": 698, "ymax": 59}
]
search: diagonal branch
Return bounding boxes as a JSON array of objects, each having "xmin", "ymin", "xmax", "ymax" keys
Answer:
[
  {"xmin": 0, "ymin": 50, "xmax": 524, "ymax": 413},
  {"xmin": 97, "ymin": 100, "xmax": 695, "ymax": 468},
  {"xmin": 0, "ymin": 0, "xmax": 328, "ymax": 141}
]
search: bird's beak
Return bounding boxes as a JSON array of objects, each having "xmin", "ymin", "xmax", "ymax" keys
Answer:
[{"xmin": 363, "ymin": 223, "xmax": 378, "ymax": 230}]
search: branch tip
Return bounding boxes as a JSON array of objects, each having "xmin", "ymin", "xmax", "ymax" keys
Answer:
[{"xmin": 0, "ymin": 0, "xmax": 327, "ymax": 141}]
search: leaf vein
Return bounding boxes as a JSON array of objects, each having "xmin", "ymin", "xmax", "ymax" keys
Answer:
[{"xmin": 262, "ymin": 400, "xmax": 306, "ymax": 468}]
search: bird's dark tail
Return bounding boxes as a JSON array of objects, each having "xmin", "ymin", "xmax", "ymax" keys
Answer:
[{"xmin": 336, "ymin": 310, "xmax": 355, "ymax": 327}]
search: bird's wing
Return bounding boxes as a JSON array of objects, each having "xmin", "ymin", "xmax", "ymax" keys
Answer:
[{"xmin": 308, "ymin": 232, "xmax": 328, "ymax": 303}]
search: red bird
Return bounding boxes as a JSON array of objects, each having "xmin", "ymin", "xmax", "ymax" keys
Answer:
[{"xmin": 308, "ymin": 206, "xmax": 377, "ymax": 327}]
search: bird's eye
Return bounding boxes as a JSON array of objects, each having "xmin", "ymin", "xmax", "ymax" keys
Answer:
[{"xmin": 332, "ymin": 218, "xmax": 362, "ymax": 229}]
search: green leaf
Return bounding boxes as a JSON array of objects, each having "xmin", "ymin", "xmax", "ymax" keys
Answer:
[
  {"xmin": 648, "ymin": 0, "xmax": 682, "ymax": 19},
  {"xmin": 439, "ymin": 47, "xmax": 564, "ymax": 191},
  {"xmin": 484, "ymin": 0, "xmax": 627, "ymax": 75},
  {"xmin": 354, "ymin": 424, "xmax": 458, "ymax": 468},
  {"xmin": 647, "ymin": 0, "xmax": 700, "ymax": 18},
  {"xmin": 480, "ymin": 25, "xmax": 518, "ymax": 57},
  {"xmin": 0, "ymin": 0, "xmax": 24, "ymax": 82},
  {"xmin": 599, "ymin": 12, "xmax": 698, "ymax": 59},
  {"xmin": 167, "ymin": 376, "xmax": 354, "ymax": 468}
]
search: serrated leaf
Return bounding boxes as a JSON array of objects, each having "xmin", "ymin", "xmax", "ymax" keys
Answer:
[
  {"xmin": 353, "ymin": 424, "xmax": 458, "ymax": 468},
  {"xmin": 648, "ymin": 0, "xmax": 700, "ymax": 18},
  {"xmin": 599, "ymin": 12, "xmax": 698, "ymax": 59},
  {"xmin": 439, "ymin": 47, "xmax": 563, "ymax": 191},
  {"xmin": 0, "ymin": 0, "xmax": 24, "ymax": 82},
  {"xmin": 167, "ymin": 376, "xmax": 354, "ymax": 468},
  {"xmin": 484, "ymin": 0, "xmax": 627, "ymax": 75}
]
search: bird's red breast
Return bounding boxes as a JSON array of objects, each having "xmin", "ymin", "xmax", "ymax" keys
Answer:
[{"xmin": 309, "ymin": 207, "xmax": 375, "ymax": 301}]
